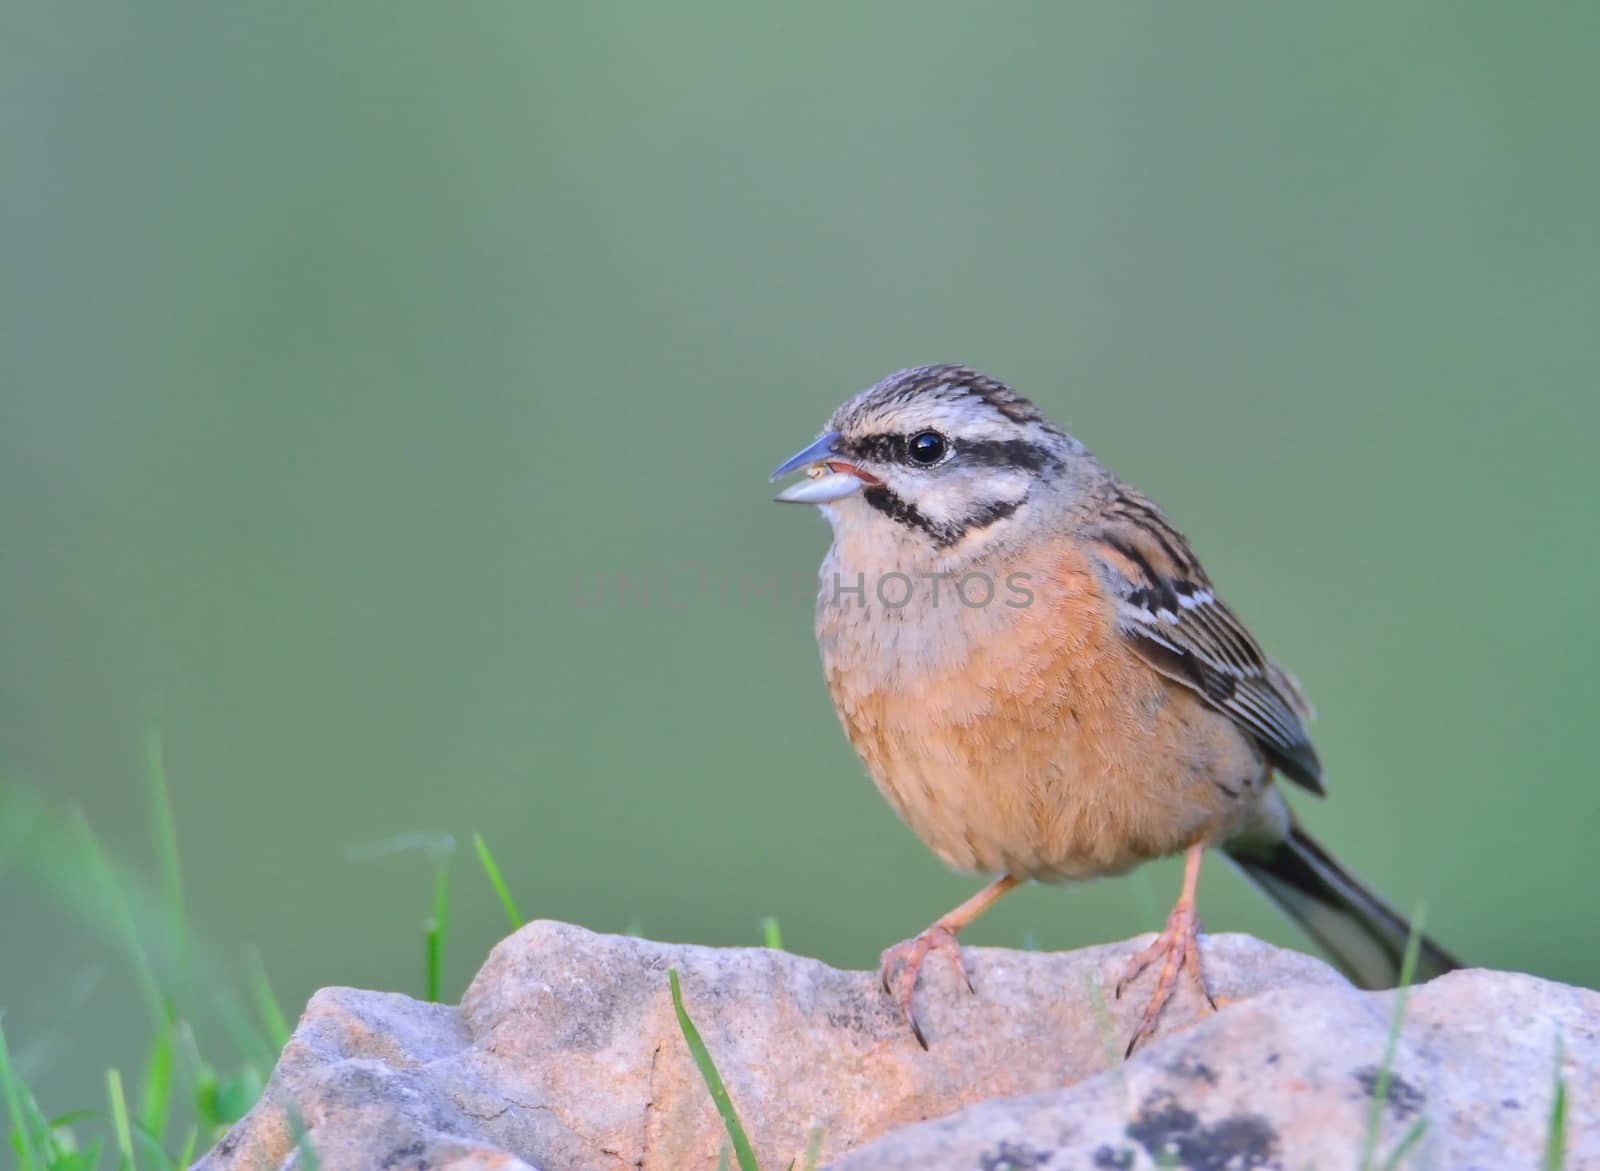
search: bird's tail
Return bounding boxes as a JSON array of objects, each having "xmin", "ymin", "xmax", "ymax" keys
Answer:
[{"xmin": 1224, "ymin": 823, "xmax": 1462, "ymax": 988}]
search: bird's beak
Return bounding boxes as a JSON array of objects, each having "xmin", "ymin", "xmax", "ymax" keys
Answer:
[{"xmin": 769, "ymin": 431, "xmax": 880, "ymax": 504}]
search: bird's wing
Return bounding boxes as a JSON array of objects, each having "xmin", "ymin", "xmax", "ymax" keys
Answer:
[{"xmin": 1087, "ymin": 485, "xmax": 1324, "ymax": 793}]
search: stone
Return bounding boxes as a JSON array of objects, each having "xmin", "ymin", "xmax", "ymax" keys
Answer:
[
  {"xmin": 194, "ymin": 920, "xmax": 1595, "ymax": 1171},
  {"xmin": 832, "ymin": 968, "xmax": 1597, "ymax": 1170}
]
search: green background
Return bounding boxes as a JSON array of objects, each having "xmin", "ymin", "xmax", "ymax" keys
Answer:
[{"xmin": 5, "ymin": 2, "xmax": 1598, "ymax": 1114}]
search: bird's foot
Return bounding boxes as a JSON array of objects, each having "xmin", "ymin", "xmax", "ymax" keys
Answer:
[
  {"xmin": 1115, "ymin": 899, "xmax": 1215, "ymax": 1057},
  {"xmin": 878, "ymin": 922, "xmax": 974, "ymax": 1049}
]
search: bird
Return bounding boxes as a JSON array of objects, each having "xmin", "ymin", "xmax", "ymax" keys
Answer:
[{"xmin": 769, "ymin": 363, "xmax": 1460, "ymax": 1055}]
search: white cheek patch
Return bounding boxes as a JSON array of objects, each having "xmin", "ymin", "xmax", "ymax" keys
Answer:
[{"xmin": 910, "ymin": 467, "xmax": 1029, "ymax": 527}]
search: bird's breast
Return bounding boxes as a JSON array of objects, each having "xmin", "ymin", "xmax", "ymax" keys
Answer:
[{"xmin": 815, "ymin": 538, "xmax": 1257, "ymax": 879}]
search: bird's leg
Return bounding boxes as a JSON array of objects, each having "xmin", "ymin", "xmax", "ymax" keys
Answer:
[
  {"xmin": 879, "ymin": 875, "xmax": 1020, "ymax": 1049},
  {"xmin": 1116, "ymin": 843, "xmax": 1215, "ymax": 1056}
]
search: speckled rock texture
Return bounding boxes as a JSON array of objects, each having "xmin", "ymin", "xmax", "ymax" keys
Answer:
[
  {"xmin": 194, "ymin": 920, "xmax": 1594, "ymax": 1171},
  {"xmin": 833, "ymin": 965, "xmax": 1596, "ymax": 1171}
]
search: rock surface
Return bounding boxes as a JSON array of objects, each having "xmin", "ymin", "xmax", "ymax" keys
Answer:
[
  {"xmin": 196, "ymin": 920, "xmax": 1595, "ymax": 1171},
  {"xmin": 835, "ymin": 967, "xmax": 1597, "ymax": 1171}
]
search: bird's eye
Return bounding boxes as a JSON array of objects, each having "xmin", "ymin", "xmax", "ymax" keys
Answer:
[{"xmin": 906, "ymin": 430, "xmax": 947, "ymax": 465}]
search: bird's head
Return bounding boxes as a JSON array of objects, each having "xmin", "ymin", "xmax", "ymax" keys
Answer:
[{"xmin": 770, "ymin": 365, "xmax": 1077, "ymax": 559}]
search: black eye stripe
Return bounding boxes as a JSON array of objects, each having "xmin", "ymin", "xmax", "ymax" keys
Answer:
[
  {"xmin": 861, "ymin": 486, "xmax": 1026, "ymax": 548},
  {"xmin": 842, "ymin": 434, "xmax": 907, "ymax": 463},
  {"xmin": 960, "ymin": 439, "xmax": 1058, "ymax": 472},
  {"xmin": 841, "ymin": 434, "xmax": 1058, "ymax": 473}
]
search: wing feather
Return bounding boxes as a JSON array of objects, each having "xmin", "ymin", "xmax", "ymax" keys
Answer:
[{"xmin": 1091, "ymin": 486, "xmax": 1324, "ymax": 793}]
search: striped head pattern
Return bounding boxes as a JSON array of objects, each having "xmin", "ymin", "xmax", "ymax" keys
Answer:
[{"xmin": 772, "ymin": 364, "xmax": 1082, "ymax": 558}]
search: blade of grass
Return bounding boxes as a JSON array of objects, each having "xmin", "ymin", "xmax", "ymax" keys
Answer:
[
  {"xmin": 176, "ymin": 1023, "xmax": 222, "ymax": 1136},
  {"xmin": 668, "ymin": 969, "xmax": 758, "ymax": 1171},
  {"xmin": 108, "ymin": 1068, "xmax": 136, "ymax": 1171},
  {"xmin": 1379, "ymin": 1116, "xmax": 1428, "ymax": 1171},
  {"xmin": 6, "ymin": 778, "xmax": 273, "ymax": 1148},
  {"xmin": 138, "ymin": 1025, "xmax": 175, "ymax": 1144},
  {"xmin": 1359, "ymin": 905, "xmax": 1426, "ymax": 1171},
  {"xmin": 77, "ymin": 801, "xmax": 268, "ymax": 1069},
  {"xmin": 472, "ymin": 832, "xmax": 523, "ymax": 930},
  {"xmin": 425, "ymin": 924, "xmax": 444, "ymax": 1003},
  {"xmin": 245, "ymin": 945, "xmax": 292, "ymax": 1050},
  {"xmin": 208, "ymin": 1066, "xmax": 266, "ymax": 1130},
  {"xmin": 426, "ymin": 855, "xmax": 450, "ymax": 1003},
  {"xmin": 47, "ymin": 1109, "xmax": 101, "ymax": 1129},
  {"xmin": 175, "ymin": 1125, "xmax": 199, "ymax": 1169},
  {"xmin": 8, "ymin": 784, "xmax": 271, "ymax": 1067},
  {"xmin": 1544, "ymin": 1032, "xmax": 1567, "ymax": 1171},
  {"xmin": 72, "ymin": 803, "xmax": 274, "ymax": 1122},
  {"xmin": 759, "ymin": 917, "xmax": 783, "ymax": 950},
  {"xmin": 70, "ymin": 1140, "xmax": 110, "ymax": 1171},
  {"xmin": 799, "ymin": 1125, "xmax": 824, "ymax": 1171},
  {"xmin": 347, "ymin": 833, "xmax": 456, "ymax": 1003},
  {"xmin": 72, "ymin": 809, "xmax": 170, "ymax": 1029},
  {"xmin": 288, "ymin": 1106, "xmax": 321, "ymax": 1171},
  {"xmin": 143, "ymin": 725, "xmax": 190, "ymax": 981},
  {"xmin": 141, "ymin": 735, "xmax": 278, "ymax": 1114},
  {"xmin": 15, "ymin": 1071, "xmax": 61, "ymax": 1165},
  {"xmin": 0, "ymin": 1018, "xmax": 42, "ymax": 1171},
  {"xmin": 132, "ymin": 1121, "xmax": 183, "ymax": 1171}
]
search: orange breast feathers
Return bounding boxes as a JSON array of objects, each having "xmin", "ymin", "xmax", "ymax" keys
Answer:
[{"xmin": 821, "ymin": 539, "xmax": 1256, "ymax": 879}]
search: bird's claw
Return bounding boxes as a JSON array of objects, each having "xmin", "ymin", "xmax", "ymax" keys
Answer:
[
  {"xmin": 1117, "ymin": 901, "xmax": 1213, "ymax": 1056},
  {"xmin": 878, "ymin": 922, "xmax": 973, "ymax": 1049}
]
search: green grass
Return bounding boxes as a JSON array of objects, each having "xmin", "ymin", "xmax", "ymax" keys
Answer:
[
  {"xmin": 669, "ymin": 969, "xmax": 759, "ymax": 1171},
  {"xmin": 1, "ymin": 1018, "xmax": 42, "ymax": 1171},
  {"xmin": 0, "ymin": 756, "xmax": 281, "ymax": 1168},
  {"xmin": 287, "ymin": 1106, "xmax": 321, "ymax": 1171},
  {"xmin": 105, "ymin": 1071, "xmax": 133, "ymax": 1171},
  {"xmin": 473, "ymin": 832, "xmax": 523, "ymax": 930},
  {"xmin": 1358, "ymin": 907, "xmax": 1429, "ymax": 1171},
  {"xmin": 70, "ymin": 808, "xmax": 167, "ymax": 1034},
  {"xmin": 1544, "ymin": 1032, "xmax": 1567, "ymax": 1171},
  {"xmin": 346, "ymin": 832, "xmax": 459, "ymax": 1003},
  {"xmin": 759, "ymin": 917, "xmax": 783, "ymax": 951},
  {"xmin": 3, "ymin": 1013, "xmax": 112, "ymax": 1171},
  {"xmin": 1, "ymin": 754, "xmax": 1569, "ymax": 1171},
  {"xmin": 3, "ymin": 754, "xmax": 805, "ymax": 1170},
  {"xmin": 667, "ymin": 966, "xmax": 826, "ymax": 1171},
  {"xmin": 142, "ymin": 728, "xmax": 189, "ymax": 987},
  {"xmin": 135, "ymin": 1027, "xmax": 172, "ymax": 1145},
  {"xmin": 427, "ymin": 857, "xmax": 451, "ymax": 1004},
  {"xmin": 243, "ymin": 948, "xmax": 291, "ymax": 1052}
]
